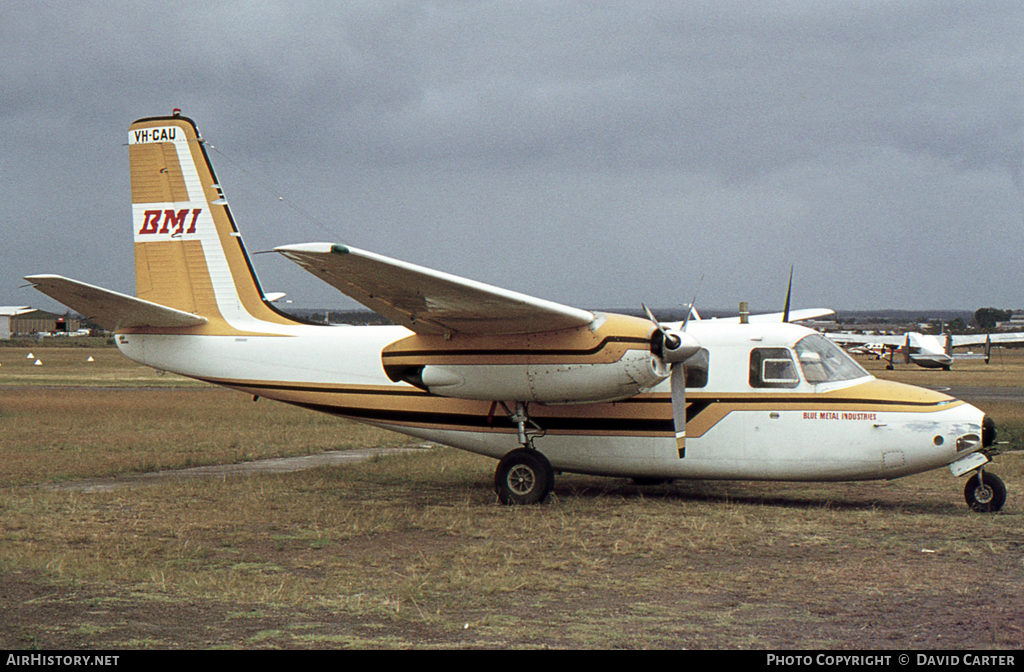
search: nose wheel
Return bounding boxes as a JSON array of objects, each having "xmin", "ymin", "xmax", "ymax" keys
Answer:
[{"xmin": 964, "ymin": 470, "xmax": 1006, "ymax": 512}]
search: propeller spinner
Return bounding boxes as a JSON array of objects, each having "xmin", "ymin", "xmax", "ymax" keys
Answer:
[{"xmin": 642, "ymin": 303, "xmax": 701, "ymax": 363}]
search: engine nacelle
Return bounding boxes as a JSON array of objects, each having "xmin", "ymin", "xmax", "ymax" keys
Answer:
[
  {"xmin": 381, "ymin": 312, "xmax": 670, "ymax": 404},
  {"xmin": 409, "ymin": 349, "xmax": 669, "ymax": 404}
]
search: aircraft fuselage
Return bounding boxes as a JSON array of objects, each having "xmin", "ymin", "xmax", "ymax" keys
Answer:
[{"xmin": 115, "ymin": 318, "xmax": 985, "ymax": 483}]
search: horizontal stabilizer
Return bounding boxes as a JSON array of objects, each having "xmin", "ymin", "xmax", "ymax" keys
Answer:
[
  {"xmin": 24, "ymin": 275, "xmax": 208, "ymax": 331},
  {"xmin": 275, "ymin": 243, "xmax": 595, "ymax": 335}
]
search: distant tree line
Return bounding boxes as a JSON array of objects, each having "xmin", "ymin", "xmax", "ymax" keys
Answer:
[
  {"xmin": 946, "ymin": 317, "xmax": 967, "ymax": 333},
  {"xmin": 974, "ymin": 307, "xmax": 1014, "ymax": 330}
]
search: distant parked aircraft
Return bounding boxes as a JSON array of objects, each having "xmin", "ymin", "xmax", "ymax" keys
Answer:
[{"xmin": 827, "ymin": 330, "xmax": 1024, "ymax": 371}]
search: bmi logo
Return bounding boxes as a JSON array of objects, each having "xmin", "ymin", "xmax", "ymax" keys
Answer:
[{"xmin": 138, "ymin": 209, "xmax": 202, "ymax": 236}]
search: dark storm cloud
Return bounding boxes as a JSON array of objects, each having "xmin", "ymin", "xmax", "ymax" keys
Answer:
[{"xmin": 3, "ymin": 1, "xmax": 1022, "ymax": 313}]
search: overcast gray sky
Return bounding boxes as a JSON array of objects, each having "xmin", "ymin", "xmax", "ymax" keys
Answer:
[{"xmin": 3, "ymin": 1, "xmax": 1022, "ymax": 315}]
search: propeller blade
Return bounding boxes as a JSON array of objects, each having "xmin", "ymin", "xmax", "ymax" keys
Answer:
[
  {"xmin": 641, "ymin": 302, "xmax": 660, "ymax": 327},
  {"xmin": 670, "ymin": 363, "xmax": 687, "ymax": 457},
  {"xmin": 683, "ymin": 273, "xmax": 704, "ymax": 330},
  {"xmin": 642, "ymin": 302, "xmax": 680, "ymax": 352}
]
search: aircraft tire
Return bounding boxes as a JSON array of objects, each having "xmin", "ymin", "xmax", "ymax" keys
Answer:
[
  {"xmin": 964, "ymin": 471, "xmax": 1006, "ymax": 513},
  {"xmin": 495, "ymin": 449, "xmax": 554, "ymax": 505}
]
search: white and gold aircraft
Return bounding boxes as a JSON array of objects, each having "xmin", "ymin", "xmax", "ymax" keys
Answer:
[{"xmin": 25, "ymin": 113, "xmax": 1009, "ymax": 511}]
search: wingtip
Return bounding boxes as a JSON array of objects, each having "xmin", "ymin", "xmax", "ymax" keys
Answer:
[{"xmin": 273, "ymin": 242, "xmax": 339, "ymax": 256}]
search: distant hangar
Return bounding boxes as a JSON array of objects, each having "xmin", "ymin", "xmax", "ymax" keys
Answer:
[{"xmin": 1, "ymin": 306, "xmax": 82, "ymax": 339}]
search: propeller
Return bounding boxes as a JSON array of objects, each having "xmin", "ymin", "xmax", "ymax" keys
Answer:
[
  {"xmin": 642, "ymin": 273, "xmax": 703, "ymax": 364},
  {"xmin": 641, "ymin": 291, "xmax": 703, "ymax": 459},
  {"xmin": 643, "ymin": 303, "xmax": 701, "ymax": 363}
]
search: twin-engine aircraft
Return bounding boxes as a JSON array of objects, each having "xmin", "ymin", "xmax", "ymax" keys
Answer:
[
  {"xmin": 828, "ymin": 330, "xmax": 1024, "ymax": 371},
  {"xmin": 26, "ymin": 113, "xmax": 1009, "ymax": 511}
]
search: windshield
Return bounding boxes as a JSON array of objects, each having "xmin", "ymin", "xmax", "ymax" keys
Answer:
[{"xmin": 794, "ymin": 334, "xmax": 869, "ymax": 384}]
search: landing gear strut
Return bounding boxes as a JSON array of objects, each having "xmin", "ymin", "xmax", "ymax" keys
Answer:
[
  {"xmin": 501, "ymin": 401, "xmax": 544, "ymax": 449},
  {"xmin": 493, "ymin": 402, "xmax": 554, "ymax": 505}
]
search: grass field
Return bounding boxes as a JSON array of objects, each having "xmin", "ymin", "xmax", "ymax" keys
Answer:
[{"xmin": 1, "ymin": 346, "xmax": 1023, "ymax": 649}]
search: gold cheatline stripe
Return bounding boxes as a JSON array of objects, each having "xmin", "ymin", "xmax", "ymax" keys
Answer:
[{"xmin": 196, "ymin": 377, "xmax": 961, "ymax": 439}]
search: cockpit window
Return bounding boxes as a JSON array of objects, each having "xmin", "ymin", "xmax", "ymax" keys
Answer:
[
  {"xmin": 750, "ymin": 348, "xmax": 799, "ymax": 388},
  {"xmin": 794, "ymin": 334, "xmax": 868, "ymax": 384}
]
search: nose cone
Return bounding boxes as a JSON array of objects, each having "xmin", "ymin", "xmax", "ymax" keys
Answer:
[
  {"xmin": 840, "ymin": 378, "xmax": 986, "ymax": 477},
  {"xmin": 921, "ymin": 398, "xmax": 988, "ymax": 474}
]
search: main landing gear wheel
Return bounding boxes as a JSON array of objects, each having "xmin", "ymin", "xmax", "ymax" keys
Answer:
[
  {"xmin": 494, "ymin": 449, "xmax": 554, "ymax": 505},
  {"xmin": 964, "ymin": 471, "xmax": 1006, "ymax": 513}
]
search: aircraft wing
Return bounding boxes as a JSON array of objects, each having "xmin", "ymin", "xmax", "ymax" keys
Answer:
[
  {"xmin": 713, "ymin": 308, "xmax": 836, "ymax": 324},
  {"xmin": 826, "ymin": 333, "xmax": 906, "ymax": 347},
  {"xmin": 952, "ymin": 333, "xmax": 1024, "ymax": 347},
  {"xmin": 274, "ymin": 243, "xmax": 596, "ymax": 335},
  {"xmin": 24, "ymin": 275, "xmax": 208, "ymax": 332}
]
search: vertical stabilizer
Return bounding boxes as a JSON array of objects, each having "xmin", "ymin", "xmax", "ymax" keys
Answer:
[{"xmin": 128, "ymin": 113, "xmax": 295, "ymax": 332}]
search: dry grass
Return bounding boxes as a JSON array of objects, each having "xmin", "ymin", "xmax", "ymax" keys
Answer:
[
  {"xmin": 0, "ymin": 345, "xmax": 200, "ymax": 387},
  {"xmin": 1, "ymin": 346, "xmax": 1023, "ymax": 649},
  {"xmin": 2, "ymin": 449, "xmax": 1022, "ymax": 649},
  {"xmin": 1, "ymin": 347, "xmax": 419, "ymax": 487},
  {"xmin": 0, "ymin": 387, "xmax": 418, "ymax": 488}
]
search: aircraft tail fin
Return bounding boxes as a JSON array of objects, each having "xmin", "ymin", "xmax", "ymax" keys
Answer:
[{"xmin": 128, "ymin": 113, "xmax": 296, "ymax": 332}]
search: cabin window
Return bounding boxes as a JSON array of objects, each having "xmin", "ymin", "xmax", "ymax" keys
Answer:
[
  {"xmin": 794, "ymin": 334, "xmax": 868, "ymax": 384},
  {"xmin": 683, "ymin": 348, "xmax": 710, "ymax": 388},
  {"xmin": 750, "ymin": 348, "xmax": 799, "ymax": 388}
]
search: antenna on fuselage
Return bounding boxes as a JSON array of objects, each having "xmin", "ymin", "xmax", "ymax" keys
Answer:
[{"xmin": 782, "ymin": 264, "xmax": 794, "ymax": 322}]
